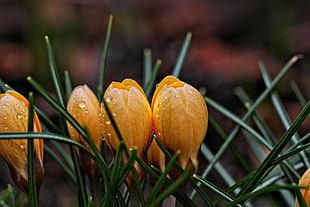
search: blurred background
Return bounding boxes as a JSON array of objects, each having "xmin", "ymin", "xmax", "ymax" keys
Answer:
[{"xmin": 0, "ymin": 0, "xmax": 309, "ymax": 206}]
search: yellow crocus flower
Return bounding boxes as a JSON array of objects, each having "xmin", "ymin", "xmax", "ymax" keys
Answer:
[
  {"xmin": 151, "ymin": 76, "xmax": 208, "ymax": 177},
  {"xmin": 0, "ymin": 90, "xmax": 44, "ymax": 191},
  {"xmin": 67, "ymin": 84, "xmax": 101, "ymax": 176},
  {"xmin": 99, "ymin": 79, "xmax": 152, "ymax": 183}
]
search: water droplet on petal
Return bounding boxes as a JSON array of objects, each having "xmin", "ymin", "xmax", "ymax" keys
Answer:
[
  {"xmin": 20, "ymin": 143, "xmax": 25, "ymax": 151},
  {"xmin": 106, "ymin": 120, "xmax": 111, "ymax": 125},
  {"xmin": 85, "ymin": 110, "xmax": 89, "ymax": 114},
  {"xmin": 107, "ymin": 133, "xmax": 112, "ymax": 137},
  {"xmin": 155, "ymin": 114, "xmax": 159, "ymax": 118},
  {"xmin": 106, "ymin": 96, "xmax": 111, "ymax": 103},
  {"xmin": 175, "ymin": 94, "xmax": 179, "ymax": 98},
  {"xmin": 79, "ymin": 101, "xmax": 86, "ymax": 108},
  {"xmin": 112, "ymin": 112, "xmax": 117, "ymax": 116},
  {"xmin": 2, "ymin": 105, "xmax": 6, "ymax": 109},
  {"xmin": 16, "ymin": 113, "xmax": 22, "ymax": 119},
  {"xmin": 164, "ymin": 96, "xmax": 168, "ymax": 100},
  {"xmin": 4, "ymin": 116, "xmax": 7, "ymax": 120},
  {"xmin": 4, "ymin": 126, "xmax": 8, "ymax": 130}
]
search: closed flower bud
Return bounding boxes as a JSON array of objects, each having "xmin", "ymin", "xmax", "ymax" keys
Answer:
[
  {"xmin": 99, "ymin": 79, "xmax": 152, "ymax": 183},
  {"xmin": 67, "ymin": 85, "xmax": 101, "ymax": 177},
  {"xmin": 296, "ymin": 168, "xmax": 310, "ymax": 207},
  {"xmin": 147, "ymin": 139, "xmax": 165, "ymax": 173},
  {"xmin": 0, "ymin": 90, "xmax": 44, "ymax": 192},
  {"xmin": 151, "ymin": 76, "xmax": 208, "ymax": 177}
]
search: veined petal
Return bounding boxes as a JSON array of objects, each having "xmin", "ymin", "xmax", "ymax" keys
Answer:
[
  {"xmin": 0, "ymin": 90, "xmax": 44, "ymax": 191},
  {"xmin": 99, "ymin": 79, "xmax": 152, "ymax": 183},
  {"xmin": 151, "ymin": 76, "xmax": 208, "ymax": 176},
  {"xmin": 67, "ymin": 85, "xmax": 101, "ymax": 151}
]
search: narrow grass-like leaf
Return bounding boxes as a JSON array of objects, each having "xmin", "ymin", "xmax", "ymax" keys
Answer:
[
  {"xmin": 271, "ymin": 143, "xmax": 310, "ymax": 166},
  {"xmin": 146, "ymin": 151, "xmax": 180, "ymax": 206},
  {"xmin": 45, "ymin": 36, "xmax": 66, "ymax": 107},
  {"xmin": 149, "ymin": 165, "xmax": 196, "ymax": 207},
  {"xmin": 290, "ymin": 81, "xmax": 307, "ymax": 106},
  {"xmin": 209, "ymin": 115, "xmax": 251, "ymax": 169},
  {"xmin": 98, "ymin": 15, "xmax": 113, "ymax": 101},
  {"xmin": 145, "ymin": 59, "xmax": 162, "ymax": 98},
  {"xmin": 110, "ymin": 141, "xmax": 126, "ymax": 189},
  {"xmin": 197, "ymin": 55, "xmax": 302, "ymax": 186},
  {"xmin": 290, "ymin": 132, "xmax": 310, "ymax": 150},
  {"xmin": 70, "ymin": 146, "xmax": 88, "ymax": 207},
  {"xmin": 234, "ymin": 86, "xmax": 276, "ymax": 145},
  {"xmin": 49, "ymin": 140, "xmax": 74, "ymax": 170},
  {"xmin": 129, "ymin": 148, "xmax": 146, "ymax": 207},
  {"xmin": 171, "ymin": 32, "xmax": 192, "ymax": 77},
  {"xmin": 260, "ymin": 61, "xmax": 310, "ymax": 168},
  {"xmin": 0, "ymin": 79, "xmax": 7, "ymax": 92},
  {"xmin": 193, "ymin": 175, "xmax": 244, "ymax": 207},
  {"xmin": 200, "ymin": 144, "xmax": 240, "ymax": 194},
  {"xmin": 295, "ymin": 183, "xmax": 307, "ymax": 207},
  {"xmin": 205, "ymin": 97, "xmax": 272, "ymax": 149},
  {"xmin": 238, "ymin": 101, "xmax": 310, "ymax": 197},
  {"xmin": 235, "ymin": 86, "xmax": 300, "ymax": 188},
  {"xmin": 64, "ymin": 70, "xmax": 72, "ymax": 101},
  {"xmin": 35, "ymin": 107, "xmax": 62, "ymax": 134},
  {"xmin": 117, "ymin": 148, "xmax": 138, "ymax": 187},
  {"xmin": 27, "ymin": 92, "xmax": 38, "ymax": 207},
  {"xmin": 44, "ymin": 145, "xmax": 76, "ymax": 184},
  {"xmin": 226, "ymin": 184, "xmax": 300, "ymax": 207},
  {"xmin": 135, "ymin": 156, "xmax": 199, "ymax": 207},
  {"xmin": 154, "ymin": 137, "xmax": 214, "ymax": 206},
  {"xmin": 0, "ymin": 132, "xmax": 90, "ymax": 152},
  {"xmin": 143, "ymin": 48, "xmax": 152, "ymax": 89}
]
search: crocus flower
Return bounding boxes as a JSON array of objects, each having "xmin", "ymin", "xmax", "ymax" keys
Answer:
[
  {"xmin": 67, "ymin": 84, "xmax": 101, "ymax": 177},
  {"xmin": 151, "ymin": 76, "xmax": 208, "ymax": 177},
  {"xmin": 99, "ymin": 79, "xmax": 152, "ymax": 183},
  {"xmin": 296, "ymin": 168, "xmax": 310, "ymax": 207},
  {"xmin": 0, "ymin": 90, "xmax": 44, "ymax": 192},
  {"xmin": 147, "ymin": 139, "xmax": 165, "ymax": 173}
]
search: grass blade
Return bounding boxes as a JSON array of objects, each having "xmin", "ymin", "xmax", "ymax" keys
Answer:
[
  {"xmin": 171, "ymin": 32, "xmax": 192, "ymax": 77},
  {"xmin": 45, "ymin": 36, "xmax": 66, "ymax": 107},
  {"xmin": 143, "ymin": 48, "xmax": 152, "ymax": 89},
  {"xmin": 98, "ymin": 15, "xmax": 113, "ymax": 101},
  {"xmin": 238, "ymin": 101, "xmax": 310, "ymax": 197},
  {"xmin": 27, "ymin": 92, "xmax": 38, "ymax": 207}
]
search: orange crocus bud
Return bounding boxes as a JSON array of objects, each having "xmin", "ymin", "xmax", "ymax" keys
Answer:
[
  {"xmin": 151, "ymin": 76, "xmax": 208, "ymax": 178},
  {"xmin": 0, "ymin": 90, "xmax": 44, "ymax": 192},
  {"xmin": 99, "ymin": 79, "xmax": 152, "ymax": 183},
  {"xmin": 296, "ymin": 168, "xmax": 310, "ymax": 207},
  {"xmin": 147, "ymin": 139, "xmax": 165, "ymax": 173},
  {"xmin": 67, "ymin": 84, "xmax": 101, "ymax": 177}
]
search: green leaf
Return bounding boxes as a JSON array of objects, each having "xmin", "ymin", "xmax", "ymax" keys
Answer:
[
  {"xmin": 145, "ymin": 60, "xmax": 161, "ymax": 98},
  {"xmin": 238, "ymin": 101, "xmax": 310, "ymax": 197},
  {"xmin": 172, "ymin": 32, "xmax": 192, "ymax": 77},
  {"xmin": 98, "ymin": 15, "xmax": 113, "ymax": 101},
  {"xmin": 145, "ymin": 151, "xmax": 180, "ymax": 205},
  {"xmin": 27, "ymin": 92, "xmax": 38, "ymax": 207},
  {"xmin": 45, "ymin": 36, "xmax": 66, "ymax": 107}
]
